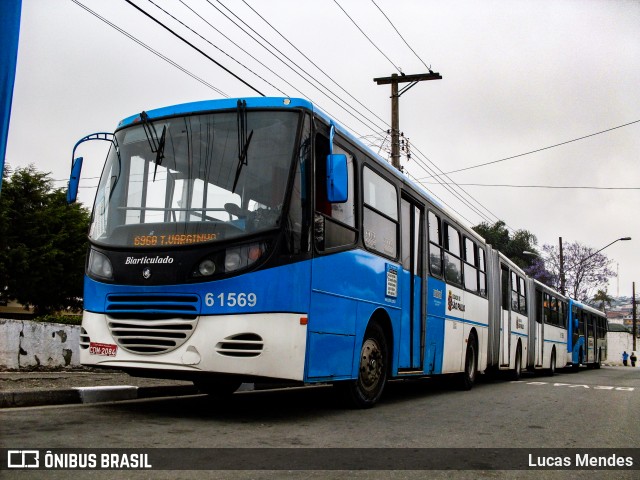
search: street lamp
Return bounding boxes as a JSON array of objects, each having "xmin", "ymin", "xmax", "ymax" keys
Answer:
[
  {"xmin": 523, "ymin": 237, "xmax": 631, "ymax": 297},
  {"xmin": 580, "ymin": 237, "xmax": 631, "ymax": 265}
]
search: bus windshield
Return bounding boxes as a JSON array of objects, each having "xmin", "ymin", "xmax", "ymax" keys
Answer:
[{"xmin": 89, "ymin": 110, "xmax": 300, "ymax": 248}]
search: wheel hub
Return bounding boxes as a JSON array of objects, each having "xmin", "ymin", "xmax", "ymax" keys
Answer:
[{"xmin": 360, "ymin": 339, "xmax": 383, "ymax": 390}]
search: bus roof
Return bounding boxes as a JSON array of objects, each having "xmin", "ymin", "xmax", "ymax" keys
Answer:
[{"xmin": 117, "ymin": 96, "xmax": 477, "ymax": 234}]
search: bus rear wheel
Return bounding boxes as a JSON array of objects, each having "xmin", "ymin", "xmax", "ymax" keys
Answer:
[
  {"xmin": 508, "ymin": 343, "xmax": 522, "ymax": 381},
  {"xmin": 546, "ymin": 348, "xmax": 556, "ymax": 376},
  {"xmin": 456, "ymin": 333, "xmax": 478, "ymax": 390},
  {"xmin": 337, "ymin": 322, "xmax": 388, "ymax": 409},
  {"xmin": 572, "ymin": 350, "xmax": 583, "ymax": 372}
]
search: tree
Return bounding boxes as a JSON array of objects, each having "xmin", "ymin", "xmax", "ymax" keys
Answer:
[
  {"xmin": 539, "ymin": 241, "xmax": 616, "ymax": 302},
  {"xmin": 591, "ymin": 288, "xmax": 613, "ymax": 312},
  {"xmin": 0, "ymin": 165, "xmax": 90, "ymax": 315},
  {"xmin": 472, "ymin": 221, "xmax": 538, "ymax": 270}
]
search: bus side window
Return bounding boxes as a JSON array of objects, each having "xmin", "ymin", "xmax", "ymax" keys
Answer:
[
  {"xmin": 501, "ymin": 266, "xmax": 510, "ymax": 310},
  {"xmin": 314, "ymin": 132, "xmax": 356, "ymax": 251},
  {"xmin": 560, "ymin": 301, "xmax": 567, "ymax": 328},
  {"xmin": 463, "ymin": 237, "xmax": 478, "ymax": 293},
  {"xmin": 550, "ymin": 296, "xmax": 559, "ymax": 325},
  {"xmin": 362, "ymin": 167, "xmax": 398, "ymax": 258},
  {"xmin": 511, "ymin": 272, "xmax": 519, "ymax": 312},
  {"xmin": 478, "ymin": 247, "xmax": 486, "ymax": 297},
  {"xmin": 443, "ymin": 224, "xmax": 462, "ymax": 285},
  {"xmin": 428, "ymin": 211, "xmax": 442, "ymax": 278},
  {"xmin": 543, "ymin": 292, "xmax": 550, "ymax": 324},
  {"xmin": 518, "ymin": 276, "xmax": 527, "ymax": 315}
]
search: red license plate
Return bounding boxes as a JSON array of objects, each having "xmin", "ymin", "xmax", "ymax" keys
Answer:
[{"xmin": 89, "ymin": 342, "xmax": 118, "ymax": 356}]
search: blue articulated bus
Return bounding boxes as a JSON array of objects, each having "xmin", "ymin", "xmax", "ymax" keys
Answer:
[
  {"xmin": 567, "ymin": 299, "xmax": 607, "ymax": 369},
  {"xmin": 527, "ymin": 279, "xmax": 569, "ymax": 375},
  {"xmin": 67, "ymin": 97, "xmax": 600, "ymax": 407}
]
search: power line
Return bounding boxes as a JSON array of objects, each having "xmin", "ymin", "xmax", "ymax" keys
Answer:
[
  {"xmin": 370, "ymin": 0, "xmax": 434, "ymax": 72},
  {"xmin": 333, "ymin": 0, "xmax": 402, "ymax": 73},
  {"xmin": 79, "ymin": 0, "xmax": 508, "ymax": 229},
  {"xmin": 404, "ymin": 171, "xmax": 475, "ymax": 226},
  {"xmin": 330, "ymin": 1, "xmax": 503, "ymax": 226},
  {"xmin": 419, "ymin": 119, "xmax": 640, "ymax": 180},
  {"xmin": 69, "ymin": 0, "xmax": 228, "ymax": 97},
  {"xmin": 122, "ymin": 0, "xmax": 265, "ymax": 96},
  {"xmin": 420, "ymin": 182, "xmax": 640, "ymax": 190},
  {"xmin": 240, "ymin": 0, "xmax": 390, "ymax": 129},
  {"xmin": 155, "ymin": 0, "xmax": 496, "ymax": 228},
  {"xmin": 207, "ymin": 0, "xmax": 386, "ymax": 134},
  {"xmin": 409, "ymin": 147, "xmax": 504, "ymax": 227},
  {"xmin": 146, "ymin": 0, "xmax": 287, "ymax": 96}
]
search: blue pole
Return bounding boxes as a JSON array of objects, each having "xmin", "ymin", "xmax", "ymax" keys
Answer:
[{"xmin": 0, "ymin": 0, "xmax": 22, "ymax": 196}]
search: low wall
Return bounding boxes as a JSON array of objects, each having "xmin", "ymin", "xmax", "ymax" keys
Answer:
[
  {"xmin": 0, "ymin": 319, "xmax": 81, "ymax": 369},
  {"xmin": 607, "ymin": 330, "xmax": 636, "ymax": 366},
  {"xmin": 2, "ymin": 318, "xmax": 637, "ymax": 370}
]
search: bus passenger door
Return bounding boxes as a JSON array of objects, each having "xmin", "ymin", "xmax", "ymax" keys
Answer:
[
  {"xmin": 535, "ymin": 290, "xmax": 544, "ymax": 367},
  {"xmin": 586, "ymin": 314, "xmax": 595, "ymax": 363},
  {"xmin": 500, "ymin": 265, "xmax": 511, "ymax": 366},
  {"xmin": 399, "ymin": 197, "xmax": 424, "ymax": 371}
]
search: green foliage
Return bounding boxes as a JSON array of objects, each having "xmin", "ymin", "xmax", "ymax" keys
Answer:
[
  {"xmin": 472, "ymin": 221, "xmax": 538, "ymax": 269},
  {"xmin": 591, "ymin": 288, "xmax": 613, "ymax": 312},
  {"xmin": 33, "ymin": 314, "xmax": 83, "ymax": 325},
  {"xmin": 0, "ymin": 165, "xmax": 90, "ymax": 315}
]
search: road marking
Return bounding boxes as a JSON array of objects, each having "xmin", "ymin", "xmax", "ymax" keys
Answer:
[{"xmin": 511, "ymin": 381, "xmax": 634, "ymax": 391}]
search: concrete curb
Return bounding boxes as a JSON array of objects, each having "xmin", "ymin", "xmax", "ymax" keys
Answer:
[{"xmin": 0, "ymin": 384, "xmax": 199, "ymax": 408}]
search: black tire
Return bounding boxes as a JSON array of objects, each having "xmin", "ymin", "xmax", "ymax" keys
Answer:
[
  {"xmin": 546, "ymin": 348, "xmax": 556, "ymax": 376},
  {"xmin": 509, "ymin": 343, "xmax": 522, "ymax": 381},
  {"xmin": 193, "ymin": 378, "xmax": 242, "ymax": 398},
  {"xmin": 336, "ymin": 322, "xmax": 389, "ymax": 409},
  {"xmin": 457, "ymin": 333, "xmax": 478, "ymax": 390},
  {"xmin": 594, "ymin": 349, "xmax": 602, "ymax": 369},
  {"xmin": 572, "ymin": 349, "xmax": 583, "ymax": 372}
]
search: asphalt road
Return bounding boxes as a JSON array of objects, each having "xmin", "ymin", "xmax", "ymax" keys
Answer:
[{"xmin": 1, "ymin": 366, "xmax": 638, "ymax": 479}]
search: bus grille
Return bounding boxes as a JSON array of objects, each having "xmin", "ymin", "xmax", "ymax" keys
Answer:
[
  {"xmin": 105, "ymin": 294, "xmax": 200, "ymax": 317},
  {"xmin": 216, "ymin": 333, "xmax": 264, "ymax": 357},
  {"xmin": 107, "ymin": 317, "xmax": 197, "ymax": 354},
  {"xmin": 79, "ymin": 328, "xmax": 90, "ymax": 350},
  {"xmin": 105, "ymin": 294, "xmax": 200, "ymax": 354}
]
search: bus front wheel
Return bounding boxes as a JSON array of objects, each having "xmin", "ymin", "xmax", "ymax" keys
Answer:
[{"xmin": 337, "ymin": 322, "xmax": 389, "ymax": 409}]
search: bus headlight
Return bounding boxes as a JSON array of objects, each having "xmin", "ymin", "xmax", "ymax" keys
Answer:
[
  {"xmin": 198, "ymin": 259, "xmax": 216, "ymax": 276},
  {"xmin": 88, "ymin": 249, "xmax": 114, "ymax": 280},
  {"xmin": 224, "ymin": 250, "xmax": 243, "ymax": 272},
  {"xmin": 225, "ymin": 242, "xmax": 266, "ymax": 272},
  {"xmin": 193, "ymin": 242, "xmax": 267, "ymax": 277}
]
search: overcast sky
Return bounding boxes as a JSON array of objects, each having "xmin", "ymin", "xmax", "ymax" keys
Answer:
[{"xmin": 6, "ymin": 0, "xmax": 640, "ymax": 297}]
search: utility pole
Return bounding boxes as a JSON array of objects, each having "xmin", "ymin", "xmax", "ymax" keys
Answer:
[
  {"xmin": 559, "ymin": 237, "xmax": 566, "ymax": 296},
  {"xmin": 633, "ymin": 281, "xmax": 637, "ymax": 351},
  {"xmin": 374, "ymin": 72, "xmax": 442, "ymax": 171}
]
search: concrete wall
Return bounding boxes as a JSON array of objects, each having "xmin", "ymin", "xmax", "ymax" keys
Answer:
[
  {"xmin": 607, "ymin": 331, "xmax": 636, "ymax": 366},
  {"xmin": 1, "ymin": 318, "xmax": 637, "ymax": 370},
  {"xmin": 0, "ymin": 319, "xmax": 81, "ymax": 369}
]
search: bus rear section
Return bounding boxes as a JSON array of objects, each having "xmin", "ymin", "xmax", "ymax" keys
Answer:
[{"xmin": 567, "ymin": 299, "xmax": 606, "ymax": 369}]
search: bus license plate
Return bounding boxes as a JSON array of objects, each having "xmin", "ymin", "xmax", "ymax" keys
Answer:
[{"xmin": 89, "ymin": 342, "xmax": 118, "ymax": 356}]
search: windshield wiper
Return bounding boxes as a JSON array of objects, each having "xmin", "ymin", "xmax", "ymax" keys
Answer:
[
  {"xmin": 232, "ymin": 100, "xmax": 253, "ymax": 193},
  {"xmin": 140, "ymin": 111, "xmax": 166, "ymax": 181}
]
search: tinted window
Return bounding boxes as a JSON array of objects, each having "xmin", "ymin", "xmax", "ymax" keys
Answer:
[{"xmin": 363, "ymin": 167, "xmax": 398, "ymax": 258}]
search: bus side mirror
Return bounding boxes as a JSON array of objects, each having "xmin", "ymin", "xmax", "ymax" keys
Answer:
[
  {"xmin": 66, "ymin": 157, "xmax": 83, "ymax": 204},
  {"xmin": 326, "ymin": 153, "xmax": 348, "ymax": 203}
]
